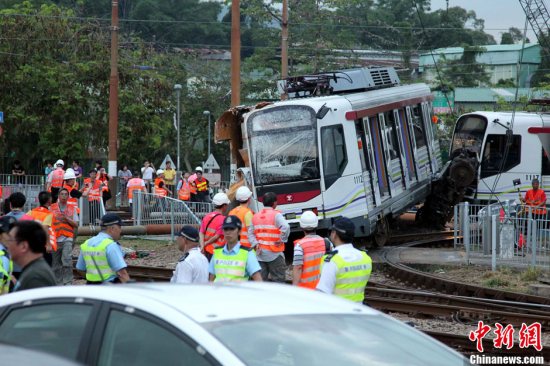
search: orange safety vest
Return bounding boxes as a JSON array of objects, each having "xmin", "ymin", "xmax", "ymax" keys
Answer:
[
  {"xmin": 203, "ymin": 212, "xmax": 225, "ymax": 254},
  {"xmin": 195, "ymin": 178, "xmax": 208, "ymax": 192},
  {"xmin": 293, "ymin": 235, "xmax": 326, "ymax": 289},
  {"xmin": 155, "ymin": 188, "xmax": 168, "ymax": 198},
  {"xmin": 525, "ymin": 189, "xmax": 547, "ymax": 215},
  {"xmin": 154, "ymin": 177, "xmax": 164, "ymax": 189},
  {"xmin": 28, "ymin": 206, "xmax": 57, "ymax": 251},
  {"xmin": 98, "ymin": 175, "xmax": 110, "ymax": 192},
  {"xmin": 84, "ymin": 178, "xmax": 102, "ymax": 202},
  {"xmin": 178, "ymin": 179, "xmax": 190, "ymax": 201},
  {"xmin": 127, "ymin": 178, "xmax": 146, "ymax": 200},
  {"xmin": 50, "ymin": 168, "xmax": 65, "ymax": 189},
  {"xmin": 50, "ymin": 203, "xmax": 76, "ymax": 239},
  {"xmin": 228, "ymin": 205, "xmax": 254, "ymax": 248},
  {"xmin": 252, "ymin": 208, "xmax": 284, "ymax": 252},
  {"xmin": 63, "ymin": 182, "xmax": 80, "ymax": 208}
]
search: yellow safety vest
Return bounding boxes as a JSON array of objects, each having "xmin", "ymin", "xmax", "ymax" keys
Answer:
[
  {"xmin": 80, "ymin": 238, "xmax": 116, "ymax": 282},
  {"xmin": 323, "ymin": 251, "xmax": 372, "ymax": 303},
  {"xmin": 0, "ymin": 250, "xmax": 12, "ymax": 295},
  {"xmin": 212, "ymin": 246, "xmax": 250, "ymax": 282}
]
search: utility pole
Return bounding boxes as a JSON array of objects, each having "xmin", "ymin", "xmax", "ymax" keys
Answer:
[
  {"xmin": 108, "ymin": 0, "xmax": 119, "ymax": 209},
  {"xmin": 281, "ymin": 0, "xmax": 289, "ymax": 100},
  {"xmin": 231, "ymin": 0, "xmax": 241, "ymax": 106}
]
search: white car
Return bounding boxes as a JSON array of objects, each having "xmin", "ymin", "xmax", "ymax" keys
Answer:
[{"xmin": 0, "ymin": 283, "xmax": 465, "ymax": 365}]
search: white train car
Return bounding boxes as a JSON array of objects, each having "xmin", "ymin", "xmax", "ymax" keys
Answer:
[
  {"xmin": 450, "ymin": 111, "xmax": 550, "ymax": 203},
  {"xmin": 217, "ymin": 67, "xmax": 443, "ymax": 245}
]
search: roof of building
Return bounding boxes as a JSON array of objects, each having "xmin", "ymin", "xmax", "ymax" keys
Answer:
[
  {"xmin": 420, "ymin": 43, "xmax": 541, "ymax": 66},
  {"xmin": 453, "ymin": 87, "xmax": 549, "ymax": 102}
]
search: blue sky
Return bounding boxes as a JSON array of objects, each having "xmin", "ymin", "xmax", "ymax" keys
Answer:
[{"xmin": 430, "ymin": 0, "xmax": 536, "ymax": 43}]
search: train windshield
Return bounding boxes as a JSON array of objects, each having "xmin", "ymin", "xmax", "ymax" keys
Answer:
[
  {"xmin": 450, "ymin": 115, "xmax": 487, "ymax": 157},
  {"xmin": 248, "ymin": 105, "xmax": 319, "ymax": 185}
]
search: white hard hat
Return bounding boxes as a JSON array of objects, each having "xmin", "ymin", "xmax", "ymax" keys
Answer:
[
  {"xmin": 212, "ymin": 192, "xmax": 230, "ymax": 206},
  {"xmin": 64, "ymin": 168, "xmax": 76, "ymax": 180},
  {"xmin": 55, "ymin": 159, "xmax": 64, "ymax": 167},
  {"xmin": 300, "ymin": 210, "xmax": 319, "ymax": 229},
  {"xmin": 156, "ymin": 169, "xmax": 164, "ymax": 175},
  {"xmin": 195, "ymin": 166, "xmax": 203, "ymax": 172},
  {"xmin": 235, "ymin": 186, "xmax": 252, "ymax": 202}
]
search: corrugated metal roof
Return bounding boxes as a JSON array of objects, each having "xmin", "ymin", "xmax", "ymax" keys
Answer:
[
  {"xmin": 427, "ymin": 43, "xmax": 539, "ymax": 55},
  {"xmin": 420, "ymin": 44, "xmax": 541, "ymax": 66}
]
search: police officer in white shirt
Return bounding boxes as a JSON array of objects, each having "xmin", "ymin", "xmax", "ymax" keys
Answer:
[{"xmin": 171, "ymin": 225, "xmax": 209, "ymax": 284}]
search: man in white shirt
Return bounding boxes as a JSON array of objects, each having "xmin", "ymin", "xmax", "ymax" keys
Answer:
[
  {"xmin": 171, "ymin": 225, "xmax": 209, "ymax": 284},
  {"xmin": 141, "ymin": 161, "xmax": 155, "ymax": 193}
]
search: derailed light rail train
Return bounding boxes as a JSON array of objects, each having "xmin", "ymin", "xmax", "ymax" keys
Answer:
[
  {"xmin": 450, "ymin": 110, "xmax": 550, "ymax": 204},
  {"xmin": 216, "ymin": 67, "xmax": 475, "ymax": 245}
]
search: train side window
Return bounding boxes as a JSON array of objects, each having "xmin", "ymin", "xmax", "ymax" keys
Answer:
[
  {"xmin": 480, "ymin": 134, "xmax": 521, "ymax": 178},
  {"xmin": 382, "ymin": 111, "xmax": 400, "ymax": 160},
  {"xmin": 411, "ymin": 105, "xmax": 427, "ymax": 148},
  {"xmin": 321, "ymin": 125, "xmax": 348, "ymax": 189}
]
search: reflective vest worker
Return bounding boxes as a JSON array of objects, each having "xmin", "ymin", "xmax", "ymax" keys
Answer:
[
  {"xmin": 200, "ymin": 193, "xmax": 230, "ymax": 259},
  {"xmin": 50, "ymin": 188, "xmax": 79, "ymax": 285},
  {"xmin": 177, "ymin": 173, "xmax": 191, "ymax": 201},
  {"xmin": 252, "ymin": 191, "xmax": 289, "ymax": 283},
  {"xmin": 27, "ymin": 191, "xmax": 57, "ymax": 261},
  {"xmin": 154, "ymin": 169, "xmax": 165, "ymax": 190},
  {"xmin": 292, "ymin": 211, "xmax": 327, "ymax": 289},
  {"xmin": 127, "ymin": 171, "xmax": 146, "ymax": 204},
  {"xmin": 317, "ymin": 217, "xmax": 372, "ymax": 303},
  {"xmin": 76, "ymin": 213, "xmax": 130, "ymax": 284},
  {"xmin": 209, "ymin": 215, "xmax": 262, "ymax": 282},
  {"xmin": 0, "ymin": 216, "xmax": 16, "ymax": 294},
  {"xmin": 83, "ymin": 170, "xmax": 103, "ymax": 202},
  {"xmin": 63, "ymin": 168, "xmax": 82, "ymax": 210},
  {"xmin": 155, "ymin": 181, "xmax": 169, "ymax": 198},
  {"xmin": 522, "ymin": 178, "xmax": 547, "ymax": 216},
  {"xmin": 228, "ymin": 186, "xmax": 256, "ymax": 249},
  {"xmin": 46, "ymin": 159, "xmax": 65, "ymax": 202}
]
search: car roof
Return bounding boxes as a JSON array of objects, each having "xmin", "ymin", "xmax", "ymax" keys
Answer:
[{"xmin": 0, "ymin": 283, "xmax": 378, "ymax": 323}]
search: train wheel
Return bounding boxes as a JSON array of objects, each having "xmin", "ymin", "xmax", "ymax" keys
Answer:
[{"xmin": 374, "ymin": 216, "xmax": 390, "ymax": 248}]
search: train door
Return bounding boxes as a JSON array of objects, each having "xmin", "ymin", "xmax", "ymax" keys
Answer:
[
  {"xmin": 408, "ymin": 104, "xmax": 430, "ymax": 181},
  {"xmin": 380, "ymin": 111, "xmax": 406, "ymax": 196},
  {"xmin": 355, "ymin": 119, "xmax": 377, "ymax": 209},
  {"xmin": 422, "ymin": 102, "xmax": 439, "ymax": 174},
  {"xmin": 367, "ymin": 115, "xmax": 390, "ymax": 201},
  {"xmin": 394, "ymin": 109, "xmax": 415, "ymax": 188}
]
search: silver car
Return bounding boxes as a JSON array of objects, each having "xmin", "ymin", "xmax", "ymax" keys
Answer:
[{"xmin": 0, "ymin": 283, "xmax": 465, "ymax": 365}]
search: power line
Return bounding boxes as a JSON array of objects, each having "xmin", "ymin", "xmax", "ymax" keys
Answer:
[{"xmin": 0, "ymin": 12, "xmax": 525, "ymax": 32}]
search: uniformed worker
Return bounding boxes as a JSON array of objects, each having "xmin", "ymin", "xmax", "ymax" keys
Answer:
[
  {"xmin": 292, "ymin": 211, "xmax": 330, "ymax": 289},
  {"xmin": 76, "ymin": 213, "xmax": 130, "ymax": 284},
  {"xmin": 316, "ymin": 217, "xmax": 372, "ymax": 303},
  {"xmin": 171, "ymin": 225, "xmax": 209, "ymax": 284},
  {"xmin": 209, "ymin": 215, "xmax": 263, "ymax": 282},
  {"xmin": 521, "ymin": 178, "xmax": 547, "ymax": 218},
  {"xmin": 0, "ymin": 216, "xmax": 15, "ymax": 294}
]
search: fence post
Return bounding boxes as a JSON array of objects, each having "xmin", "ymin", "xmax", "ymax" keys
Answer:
[
  {"xmin": 463, "ymin": 201, "xmax": 470, "ymax": 264},
  {"xmin": 454, "ymin": 204, "xmax": 458, "ymax": 249},
  {"xmin": 136, "ymin": 190, "xmax": 142, "ymax": 226},
  {"xmin": 491, "ymin": 214, "xmax": 497, "ymax": 271},
  {"xmin": 531, "ymin": 219, "xmax": 537, "ymax": 267},
  {"xmin": 170, "ymin": 200, "xmax": 175, "ymax": 241},
  {"xmin": 78, "ymin": 197, "xmax": 84, "ymax": 227}
]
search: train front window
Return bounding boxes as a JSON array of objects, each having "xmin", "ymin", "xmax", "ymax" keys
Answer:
[
  {"xmin": 451, "ymin": 115, "xmax": 487, "ymax": 157},
  {"xmin": 248, "ymin": 106, "xmax": 319, "ymax": 185}
]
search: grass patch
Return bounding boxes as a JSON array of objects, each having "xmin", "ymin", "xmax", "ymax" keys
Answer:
[
  {"xmin": 483, "ymin": 277, "xmax": 510, "ymax": 288},
  {"xmin": 520, "ymin": 266, "xmax": 543, "ymax": 282}
]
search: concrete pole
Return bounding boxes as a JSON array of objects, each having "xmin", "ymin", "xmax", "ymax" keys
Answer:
[
  {"xmin": 231, "ymin": 0, "xmax": 241, "ymax": 106},
  {"xmin": 108, "ymin": 0, "xmax": 119, "ymax": 209}
]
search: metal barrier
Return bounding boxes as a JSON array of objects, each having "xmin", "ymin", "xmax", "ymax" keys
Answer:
[
  {"xmin": 0, "ymin": 184, "xmax": 42, "ymax": 212},
  {"xmin": 78, "ymin": 198, "xmax": 106, "ymax": 228},
  {"xmin": 0, "ymin": 174, "xmax": 47, "ymax": 186},
  {"xmin": 132, "ymin": 191, "xmax": 213, "ymax": 240},
  {"xmin": 454, "ymin": 201, "xmax": 550, "ymax": 270}
]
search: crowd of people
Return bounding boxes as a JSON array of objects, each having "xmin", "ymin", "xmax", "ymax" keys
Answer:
[{"xmin": 0, "ymin": 185, "xmax": 373, "ymax": 304}]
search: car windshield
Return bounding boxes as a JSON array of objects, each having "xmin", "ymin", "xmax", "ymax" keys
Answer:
[
  {"xmin": 248, "ymin": 106, "xmax": 319, "ymax": 185},
  {"xmin": 202, "ymin": 314, "xmax": 464, "ymax": 366}
]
